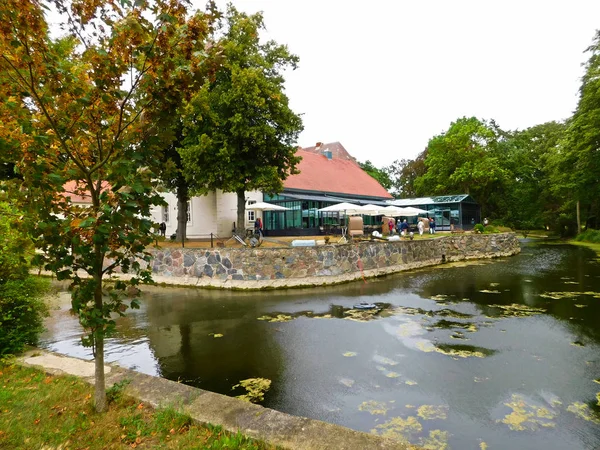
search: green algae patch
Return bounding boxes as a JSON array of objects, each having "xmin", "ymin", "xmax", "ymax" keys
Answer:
[
  {"xmin": 419, "ymin": 429, "xmax": 449, "ymax": 450},
  {"xmin": 417, "ymin": 405, "xmax": 448, "ymax": 420},
  {"xmin": 489, "ymin": 303, "xmax": 546, "ymax": 317},
  {"xmin": 431, "ymin": 319, "xmax": 478, "ymax": 332},
  {"xmin": 405, "ymin": 380, "xmax": 418, "ymax": 386},
  {"xmin": 232, "ymin": 378, "xmax": 271, "ymax": 403},
  {"xmin": 257, "ymin": 314, "xmax": 293, "ymax": 323},
  {"xmin": 359, "ymin": 400, "xmax": 390, "ymax": 415},
  {"xmin": 371, "ymin": 416, "xmax": 422, "ymax": 444},
  {"xmin": 343, "ymin": 351, "xmax": 357, "ymax": 357},
  {"xmin": 435, "ymin": 343, "xmax": 497, "ymax": 358},
  {"xmin": 594, "ymin": 379, "xmax": 600, "ymax": 384},
  {"xmin": 343, "ymin": 308, "xmax": 380, "ymax": 322},
  {"xmin": 566, "ymin": 401, "xmax": 600, "ymax": 424},
  {"xmin": 479, "ymin": 289, "xmax": 501, "ymax": 294},
  {"xmin": 339, "ymin": 378, "xmax": 355, "ymax": 387},
  {"xmin": 480, "ymin": 442, "xmax": 488, "ymax": 450},
  {"xmin": 571, "ymin": 341, "xmax": 585, "ymax": 347},
  {"xmin": 498, "ymin": 394, "xmax": 557, "ymax": 431},
  {"xmin": 209, "ymin": 333, "xmax": 223, "ymax": 338},
  {"xmin": 372, "ymin": 355, "xmax": 399, "ymax": 366}
]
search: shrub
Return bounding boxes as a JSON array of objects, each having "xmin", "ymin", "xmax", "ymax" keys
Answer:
[
  {"xmin": 0, "ymin": 277, "xmax": 50, "ymax": 356},
  {"xmin": 575, "ymin": 229, "xmax": 600, "ymax": 243},
  {"xmin": 0, "ymin": 201, "xmax": 32, "ymax": 282},
  {"xmin": 484, "ymin": 225, "xmax": 499, "ymax": 233},
  {"xmin": 473, "ymin": 224, "xmax": 484, "ymax": 233}
]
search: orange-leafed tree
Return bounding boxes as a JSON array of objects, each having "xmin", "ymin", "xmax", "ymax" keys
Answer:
[{"xmin": 0, "ymin": 0, "xmax": 215, "ymax": 411}]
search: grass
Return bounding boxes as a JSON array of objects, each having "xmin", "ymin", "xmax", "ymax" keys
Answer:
[
  {"xmin": 0, "ymin": 362, "xmax": 279, "ymax": 450},
  {"xmin": 568, "ymin": 239, "xmax": 600, "ymax": 256}
]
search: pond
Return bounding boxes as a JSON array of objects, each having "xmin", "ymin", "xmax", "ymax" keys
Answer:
[{"xmin": 41, "ymin": 241, "xmax": 600, "ymax": 449}]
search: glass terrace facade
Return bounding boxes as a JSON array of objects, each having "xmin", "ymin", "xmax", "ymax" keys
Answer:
[
  {"xmin": 388, "ymin": 195, "xmax": 481, "ymax": 231},
  {"xmin": 261, "ymin": 193, "xmax": 480, "ymax": 236}
]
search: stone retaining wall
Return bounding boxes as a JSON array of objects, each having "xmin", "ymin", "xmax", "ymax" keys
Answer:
[{"xmin": 146, "ymin": 233, "xmax": 520, "ymax": 290}]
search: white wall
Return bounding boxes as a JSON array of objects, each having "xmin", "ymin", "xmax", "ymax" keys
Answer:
[{"xmin": 150, "ymin": 190, "xmax": 263, "ymax": 239}]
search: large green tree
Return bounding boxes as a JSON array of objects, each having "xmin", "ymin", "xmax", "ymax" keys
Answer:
[
  {"xmin": 180, "ymin": 7, "xmax": 303, "ymax": 234},
  {"xmin": 385, "ymin": 151, "xmax": 428, "ymax": 198},
  {"xmin": 559, "ymin": 31, "xmax": 600, "ymax": 232},
  {"xmin": 415, "ymin": 117, "xmax": 507, "ymax": 216},
  {"xmin": 501, "ymin": 121, "xmax": 566, "ymax": 229},
  {"xmin": 359, "ymin": 160, "xmax": 392, "ymax": 191},
  {"xmin": 0, "ymin": 0, "xmax": 213, "ymax": 411}
]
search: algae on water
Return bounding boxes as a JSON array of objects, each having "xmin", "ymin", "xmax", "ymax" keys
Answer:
[{"xmin": 232, "ymin": 377, "xmax": 271, "ymax": 403}]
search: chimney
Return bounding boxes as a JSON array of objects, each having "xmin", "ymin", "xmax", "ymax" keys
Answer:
[{"xmin": 315, "ymin": 142, "xmax": 323, "ymax": 150}]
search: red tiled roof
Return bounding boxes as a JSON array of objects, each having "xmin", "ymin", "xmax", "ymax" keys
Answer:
[
  {"xmin": 284, "ymin": 149, "xmax": 392, "ymax": 199},
  {"xmin": 62, "ymin": 180, "xmax": 109, "ymax": 204},
  {"xmin": 301, "ymin": 141, "xmax": 360, "ymax": 166}
]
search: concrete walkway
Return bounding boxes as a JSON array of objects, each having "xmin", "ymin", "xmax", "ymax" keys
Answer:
[{"xmin": 19, "ymin": 350, "xmax": 418, "ymax": 450}]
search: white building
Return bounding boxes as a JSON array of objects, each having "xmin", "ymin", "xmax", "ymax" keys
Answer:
[{"xmin": 149, "ymin": 189, "xmax": 263, "ymax": 239}]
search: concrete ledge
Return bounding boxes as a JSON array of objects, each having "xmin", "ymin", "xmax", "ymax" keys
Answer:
[{"xmin": 19, "ymin": 350, "xmax": 418, "ymax": 450}]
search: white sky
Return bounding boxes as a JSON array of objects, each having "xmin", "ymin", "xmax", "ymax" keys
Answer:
[{"xmin": 201, "ymin": 0, "xmax": 600, "ymax": 167}]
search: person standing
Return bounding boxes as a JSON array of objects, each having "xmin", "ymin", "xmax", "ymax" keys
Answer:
[
  {"xmin": 254, "ymin": 217, "xmax": 263, "ymax": 237},
  {"xmin": 388, "ymin": 218, "xmax": 395, "ymax": 235},
  {"xmin": 417, "ymin": 219, "xmax": 424, "ymax": 236},
  {"xmin": 400, "ymin": 219, "xmax": 409, "ymax": 236},
  {"xmin": 431, "ymin": 217, "xmax": 436, "ymax": 234}
]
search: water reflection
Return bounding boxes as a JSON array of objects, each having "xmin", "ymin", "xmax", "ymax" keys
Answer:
[{"xmin": 40, "ymin": 242, "xmax": 600, "ymax": 450}]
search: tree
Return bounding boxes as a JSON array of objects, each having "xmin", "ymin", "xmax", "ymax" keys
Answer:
[
  {"xmin": 385, "ymin": 151, "xmax": 428, "ymax": 198},
  {"xmin": 559, "ymin": 31, "xmax": 600, "ymax": 233},
  {"xmin": 0, "ymin": 0, "xmax": 213, "ymax": 411},
  {"xmin": 358, "ymin": 160, "xmax": 392, "ymax": 191},
  {"xmin": 179, "ymin": 6, "xmax": 303, "ymax": 234},
  {"xmin": 501, "ymin": 122, "xmax": 566, "ymax": 229},
  {"xmin": 414, "ymin": 117, "xmax": 507, "ymax": 216}
]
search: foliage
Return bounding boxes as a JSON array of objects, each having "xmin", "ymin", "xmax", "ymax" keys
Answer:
[
  {"xmin": 385, "ymin": 152, "xmax": 427, "ymax": 198},
  {"xmin": 180, "ymin": 6, "xmax": 303, "ymax": 233},
  {"xmin": 359, "ymin": 160, "xmax": 392, "ymax": 190},
  {"xmin": 0, "ymin": 200, "xmax": 31, "ymax": 282},
  {"xmin": 575, "ymin": 229, "xmax": 600, "ymax": 243},
  {"xmin": 106, "ymin": 378, "xmax": 131, "ymax": 404},
  {"xmin": 0, "ymin": 0, "xmax": 214, "ymax": 411},
  {"xmin": 0, "ymin": 364, "xmax": 277, "ymax": 449},
  {"xmin": 473, "ymin": 224, "xmax": 484, "ymax": 233},
  {"xmin": 414, "ymin": 117, "xmax": 507, "ymax": 216},
  {"xmin": 0, "ymin": 277, "xmax": 49, "ymax": 355}
]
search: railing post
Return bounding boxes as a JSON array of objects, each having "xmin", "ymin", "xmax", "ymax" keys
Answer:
[{"xmin": 211, "ymin": 233, "xmax": 214, "ymax": 248}]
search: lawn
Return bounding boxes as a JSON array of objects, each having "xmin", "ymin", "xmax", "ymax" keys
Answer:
[{"xmin": 0, "ymin": 362, "xmax": 278, "ymax": 450}]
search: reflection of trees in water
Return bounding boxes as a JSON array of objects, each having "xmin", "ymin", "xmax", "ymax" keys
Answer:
[
  {"xmin": 144, "ymin": 292, "xmax": 284, "ymax": 397},
  {"xmin": 412, "ymin": 244, "xmax": 600, "ymax": 346}
]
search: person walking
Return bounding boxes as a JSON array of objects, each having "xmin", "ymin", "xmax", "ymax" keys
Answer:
[
  {"xmin": 417, "ymin": 219, "xmax": 424, "ymax": 236},
  {"xmin": 400, "ymin": 219, "xmax": 409, "ymax": 236},
  {"xmin": 254, "ymin": 217, "xmax": 263, "ymax": 237},
  {"xmin": 430, "ymin": 217, "xmax": 436, "ymax": 234}
]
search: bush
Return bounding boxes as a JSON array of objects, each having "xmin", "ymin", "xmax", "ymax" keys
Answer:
[
  {"xmin": 484, "ymin": 225, "xmax": 500, "ymax": 233},
  {"xmin": 0, "ymin": 277, "xmax": 50, "ymax": 356},
  {"xmin": 0, "ymin": 201, "xmax": 32, "ymax": 282},
  {"xmin": 473, "ymin": 224, "xmax": 484, "ymax": 233},
  {"xmin": 575, "ymin": 229, "xmax": 600, "ymax": 243}
]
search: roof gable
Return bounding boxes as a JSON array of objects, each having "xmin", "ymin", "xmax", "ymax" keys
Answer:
[{"xmin": 284, "ymin": 149, "xmax": 392, "ymax": 199}]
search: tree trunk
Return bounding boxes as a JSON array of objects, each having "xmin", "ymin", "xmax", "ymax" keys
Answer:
[
  {"xmin": 176, "ymin": 184, "xmax": 189, "ymax": 248},
  {"xmin": 93, "ymin": 273, "xmax": 107, "ymax": 412},
  {"xmin": 576, "ymin": 199, "xmax": 581, "ymax": 234},
  {"xmin": 236, "ymin": 188, "xmax": 246, "ymax": 235}
]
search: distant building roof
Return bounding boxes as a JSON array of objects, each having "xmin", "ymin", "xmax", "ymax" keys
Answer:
[
  {"xmin": 283, "ymin": 148, "xmax": 392, "ymax": 199},
  {"xmin": 301, "ymin": 142, "xmax": 359, "ymax": 166},
  {"xmin": 62, "ymin": 180, "xmax": 110, "ymax": 204}
]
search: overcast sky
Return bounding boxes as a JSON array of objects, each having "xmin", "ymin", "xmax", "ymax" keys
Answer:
[{"xmin": 199, "ymin": 0, "xmax": 600, "ymax": 167}]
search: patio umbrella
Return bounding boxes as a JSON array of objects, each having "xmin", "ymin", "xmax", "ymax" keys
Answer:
[
  {"xmin": 401, "ymin": 206, "xmax": 428, "ymax": 215},
  {"xmin": 379, "ymin": 205, "xmax": 406, "ymax": 216},
  {"xmin": 359, "ymin": 204, "xmax": 386, "ymax": 216},
  {"xmin": 246, "ymin": 201, "xmax": 290, "ymax": 211},
  {"xmin": 318, "ymin": 202, "xmax": 365, "ymax": 215}
]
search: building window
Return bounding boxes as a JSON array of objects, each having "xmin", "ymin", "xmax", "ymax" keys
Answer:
[
  {"xmin": 187, "ymin": 201, "xmax": 192, "ymax": 223},
  {"xmin": 247, "ymin": 200, "xmax": 256, "ymax": 223},
  {"xmin": 162, "ymin": 206, "xmax": 169, "ymax": 223}
]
